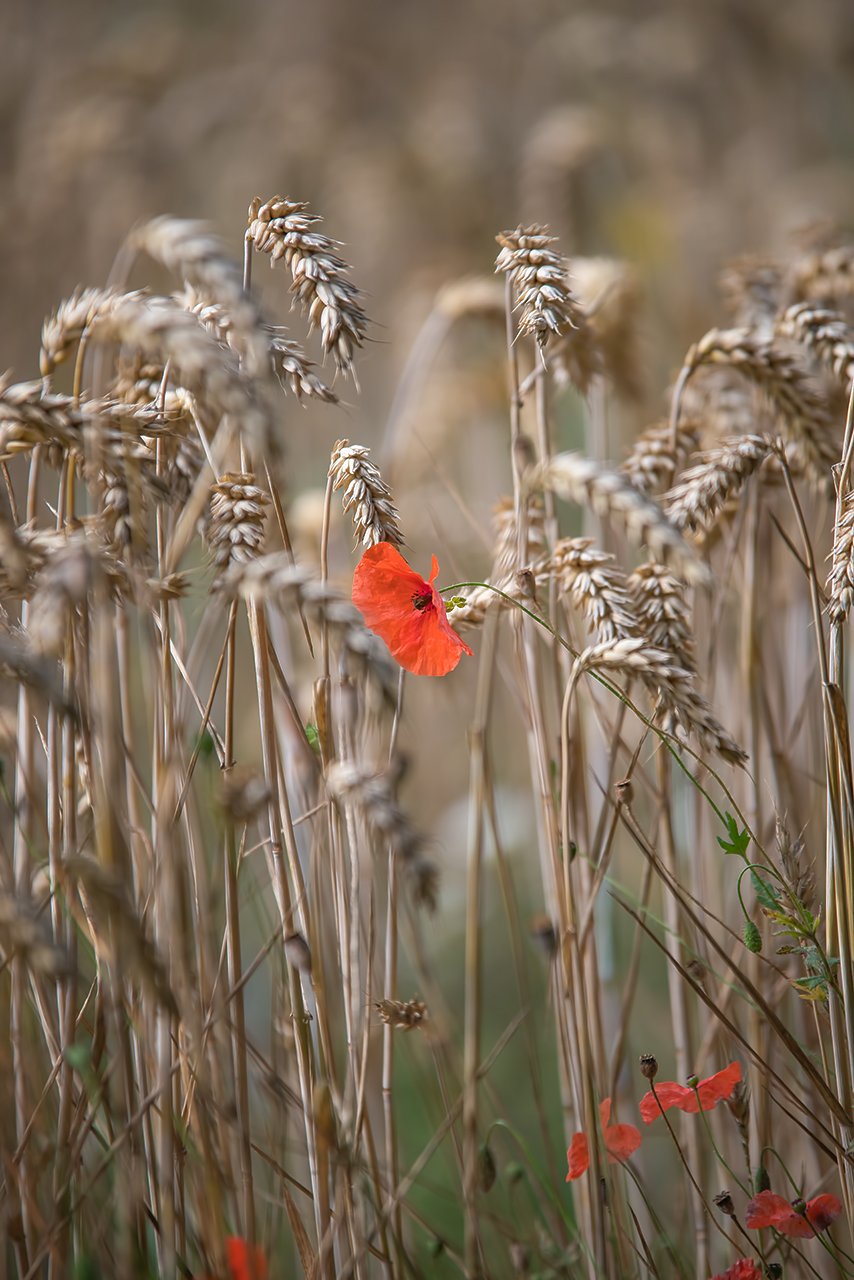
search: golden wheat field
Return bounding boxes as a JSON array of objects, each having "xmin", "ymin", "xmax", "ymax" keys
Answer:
[{"xmin": 3, "ymin": 2, "xmax": 854, "ymax": 1278}]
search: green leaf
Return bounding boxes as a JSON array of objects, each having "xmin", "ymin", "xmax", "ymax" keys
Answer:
[
  {"xmin": 750, "ymin": 870, "xmax": 780, "ymax": 912},
  {"xmin": 791, "ymin": 976, "xmax": 828, "ymax": 1001},
  {"xmin": 760, "ymin": 907, "xmax": 804, "ymax": 935},
  {"xmin": 717, "ymin": 812, "xmax": 750, "ymax": 860}
]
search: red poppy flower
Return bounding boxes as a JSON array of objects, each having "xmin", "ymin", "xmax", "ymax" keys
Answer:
[
  {"xmin": 639, "ymin": 1062, "xmax": 741, "ymax": 1124},
  {"xmin": 745, "ymin": 1190, "xmax": 842, "ymax": 1238},
  {"xmin": 225, "ymin": 1238, "xmax": 268, "ymax": 1280},
  {"xmin": 566, "ymin": 1098, "xmax": 641, "ymax": 1180},
  {"xmin": 352, "ymin": 542, "xmax": 474, "ymax": 677},
  {"xmin": 709, "ymin": 1260, "xmax": 763, "ymax": 1280},
  {"xmin": 198, "ymin": 1238, "xmax": 267, "ymax": 1280}
]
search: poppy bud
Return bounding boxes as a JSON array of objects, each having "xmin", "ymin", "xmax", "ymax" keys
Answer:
[
  {"xmin": 686, "ymin": 1074, "xmax": 699, "ymax": 1089},
  {"xmin": 639, "ymin": 1053, "xmax": 658, "ymax": 1080},
  {"xmin": 478, "ymin": 1144, "xmax": 497, "ymax": 1192},
  {"xmin": 615, "ymin": 778, "xmax": 634, "ymax": 806},
  {"xmin": 753, "ymin": 1165, "xmax": 770, "ymax": 1193},
  {"xmin": 515, "ymin": 569, "xmax": 537, "ymax": 604},
  {"xmin": 743, "ymin": 920, "xmax": 762, "ymax": 952},
  {"xmin": 284, "ymin": 933, "xmax": 313, "ymax": 974},
  {"xmin": 509, "ymin": 1242, "xmax": 530, "ymax": 1276},
  {"xmin": 714, "ymin": 1190, "xmax": 736, "ymax": 1217},
  {"xmin": 512, "ymin": 433, "xmax": 537, "ymax": 476}
]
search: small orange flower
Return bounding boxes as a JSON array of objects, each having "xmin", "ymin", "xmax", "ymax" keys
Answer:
[
  {"xmin": 745, "ymin": 1190, "xmax": 842, "ymax": 1238},
  {"xmin": 639, "ymin": 1062, "xmax": 741, "ymax": 1124},
  {"xmin": 352, "ymin": 542, "xmax": 473, "ymax": 677},
  {"xmin": 566, "ymin": 1098, "xmax": 641, "ymax": 1180}
]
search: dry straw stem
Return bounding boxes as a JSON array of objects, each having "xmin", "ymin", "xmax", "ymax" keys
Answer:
[
  {"xmin": 673, "ymin": 326, "xmax": 836, "ymax": 491},
  {"xmin": 329, "ymin": 440, "xmax": 404, "ymax": 549},
  {"xmin": 495, "ymin": 224, "xmax": 600, "ymax": 390},
  {"xmin": 247, "ymin": 195, "xmax": 368, "ymax": 379},
  {"xmin": 528, "ymin": 451, "xmax": 709, "ymax": 585},
  {"xmin": 664, "ymin": 434, "xmax": 770, "ymax": 533},
  {"xmin": 452, "ymin": 496, "xmax": 546, "ymax": 626},
  {"xmin": 777, "ymin": 301, "xmax": 854, "ymax": 389},
  {"xmin": 621, "ymin": 416, "xmax": 702, "ymax": 497},
  {"xmin": 565, "ymin": 255, "xmax": 641, "ymax": 398}
]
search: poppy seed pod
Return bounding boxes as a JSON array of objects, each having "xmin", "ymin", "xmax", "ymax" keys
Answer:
[{"xmin": 639, "ymin": 1053, "xmax": 658, "ymax": 1080}]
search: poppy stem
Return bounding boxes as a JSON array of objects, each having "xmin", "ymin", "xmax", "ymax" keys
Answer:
[
  {"xmin": 441, "ymin": 578, "xmax": 771, "ymax": 863},
  {"xmin": 648, "ymin": 1082, "xmax": 747, "ymax": 1257}
]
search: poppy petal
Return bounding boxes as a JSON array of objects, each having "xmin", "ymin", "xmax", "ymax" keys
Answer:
[
  {"xmin": 225, "ymin": 1237, "xmax": 268, "ymax": 1280},
  {"xmin": 805, "ymin": 1194, "xmax": 842, "ymax": 1233},
  {"xmin": 352, "ymin": 544, "xmax": 472, "ymax": 676},
  {"xmin": 695, "ymin": 1062, "xmax": 741, "ymax": 1110},
  {"xmin": 710, "ymin": 1260, "xmax": 764, "ymax": 1280},
  {"xmin": 604, "ymin": 1122, "xmax": 642, "ymax": 1163},
  {"xmin": 639, "ymin": 1081, "xmax": 692, "ymax": 1123},
  {"xmin": 566, "ymin": 1132, "xmax": 590, "ymax": 1181},
  {"xmin": 745, "ymin": 1190, "xmax": 799, "ymax": 1229},
  {"xmin": 598, "ymin": 1098, "xmax": 611, "ymax": 1128},
  {"xmin": 640, "ymin": 1063, "xmax": 741, "ymax": 1122},
  {"xmin": 407, "ymin": 605, "xmax": 472, "ymax": 676}
]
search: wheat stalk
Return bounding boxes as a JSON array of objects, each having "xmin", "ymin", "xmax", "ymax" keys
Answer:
[
  {"xmin": 627, "ymin": 560, "xmax": 697, "ymax": 674},
  {"xmin": 673, "ymin": 326, "xmax": 836, "ymax": 491},
  {"xmin": 496, "ymin": 225, "xmax": 600, "ymax": 390},
  {"xmin": 528, "ymin": 450, "xmax": 709, "ymax": 584},
  {"xmin": 790, "ymin": 244, "xmax": 854, "ymax": 302},
  {"xmin": 549, "ymin": 536, "xmax": 641, "ymax": 642},
  {"xmin": 777, "ymin": 301, "xmax": 854, "ymax": 388},
  {"xmin": 329, "ymin": 440, "xmax": 404, "ymax": 548},
  {"xmin": 247, "ymin": 195, "xmax": 368, "ymax": 379},
  {"xmin": 664, "ymin": 434, "xmax": 770, "ymax": 533},
  {"xmin": 621, "ymin": 416, "xmax": 702, "ymax": 497},
  {"xmin": 828, "ymin": 488, "xmax": 854, "ymax": 622}
]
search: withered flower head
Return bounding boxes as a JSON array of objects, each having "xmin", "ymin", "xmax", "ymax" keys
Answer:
[
  {"xmin": 375, "ymin": 997, "xmax": 427, "ymax": 1031},
  {"xmin": 714, "ymin": 1191, "xmax": 736, "ymax": 1217}
]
